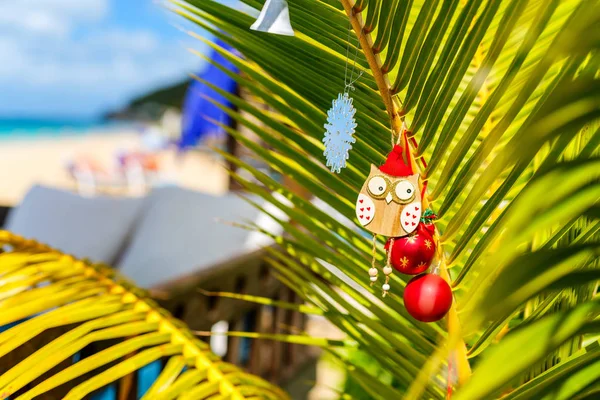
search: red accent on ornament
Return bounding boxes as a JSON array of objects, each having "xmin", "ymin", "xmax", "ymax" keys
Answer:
[
  {"xmin": 422, "ymin": 223, "xmax": 436, "ymax": 236},
  {"xmin": 367, "ymin": 207, "xmax": 371, "ymax": 210},
  {"xmin": 403, "ymin": 274, "xmax": 452, "ymax": 322},
  {"xmin": 366, "ymin": 216, "xmax": 370, "ymax": 220},
  {"xmin": 385, "ymin": 223, "xmax": 436, "ymax": 275},
  {"xmin": 359, "ymin": 199, "xmax": 363, "ymax": 203},
  {"xmin": 379, "ymin": 145, "xmax": 413, "ymax": 177},
  {"xmin": 360, "ymin": 208, "xmax": 364, "ymax": 211}
]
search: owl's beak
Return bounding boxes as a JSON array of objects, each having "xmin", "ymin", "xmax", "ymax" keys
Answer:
[{"xmin": 385, "ymin": 192, "xmax": 393, "ymax": 204}]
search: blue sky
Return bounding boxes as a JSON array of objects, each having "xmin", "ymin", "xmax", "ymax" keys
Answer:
[{"xmin": 0, "ymin": 0, "xmax": 219, "ymax": 119}]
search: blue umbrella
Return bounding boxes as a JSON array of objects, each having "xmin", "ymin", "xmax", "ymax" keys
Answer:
[{"xmin": 178, "ymin": 39, "xmax": 239, "ymax": 149}]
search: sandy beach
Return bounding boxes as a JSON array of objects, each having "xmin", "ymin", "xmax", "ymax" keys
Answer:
[{"xmin": 0, "ymin": 130, "xmax": 229, "ymax": 205}]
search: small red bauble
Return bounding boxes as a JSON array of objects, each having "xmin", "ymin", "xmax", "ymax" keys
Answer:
[
  {"xmin": 403, "ymin": 274, "xmax": 452, "ymax": 323},
  {"xmin": 386, "ymin": 223, "xmax": 436, "ymax": 275}
]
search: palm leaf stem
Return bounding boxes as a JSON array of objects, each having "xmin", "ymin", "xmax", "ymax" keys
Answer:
[{"xmin": 340, "ymin": 0, "xmax": 405, "ymax": 134}]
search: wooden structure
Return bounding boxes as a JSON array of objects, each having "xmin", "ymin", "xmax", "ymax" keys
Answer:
[
  {"xmin": 151, "ymin": 248, "xmax": 310, "ymax": 384},
  {"xmin": 0, "ymin": 232, "xmax": 299, "ymax": 399},
  {"xmin": 0, "ymin": 207, "xmax": 310, "ymax": 394}
]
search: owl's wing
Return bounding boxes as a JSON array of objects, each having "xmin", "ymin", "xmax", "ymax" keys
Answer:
[
  {"xmin": 356, "ymin": 194, "xmax": 375, "ymax": 226},
  {"xmin": 400, "ymin": 202, "xmax": 421, "ymax": 234}
]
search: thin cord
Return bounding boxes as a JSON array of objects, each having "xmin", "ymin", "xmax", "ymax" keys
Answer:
[
  {"xmin": 370, "ymin": 234, "xmax": 378, "ymax": 286},
  {"xmin": 371, "ymin": 235, "xmax": 378, "ymax": 269},
  {"xmin": 392, "ymin": 122, "xmax": 430, "ymax": 199},
  {"xmin": 390, "ymin": 120, "xmax": 406, "ymax": 149},
  {"xmin": 382, "ymin": 237, "xmax": 394, "ymax": 297},
  {"xmin": 343, "ymin": 20, "xmax": 352, "ymax": 91},
  {"xmin": 346, "ymin": 29, "xmax": 362, "ymax": 90},
  {"xmin": 344, "ymin": 18, "xmax": 363, "ymax": 93},
  {"xmin": 346, "ymin": 71, "xmax": 364, "ymax": 91},
  {"xmin": 396, "ymin": 121, "xmax": 406, "ymax": 145}
]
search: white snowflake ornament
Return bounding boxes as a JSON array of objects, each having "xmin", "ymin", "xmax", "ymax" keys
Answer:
[{"xmin": 323, "ymin": 92, "xmax": 357, "ymax": 173}]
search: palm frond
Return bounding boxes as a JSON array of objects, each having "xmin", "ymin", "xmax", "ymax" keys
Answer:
[
  {"xmin": 0, "ymin": 231, "xmax": 287, "ymax": 400},
  {"xmin": 173, "ymin": 0, "xmax": 600, "ymax": 397}
]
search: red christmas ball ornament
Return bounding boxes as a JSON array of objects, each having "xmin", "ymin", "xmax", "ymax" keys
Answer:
[
  {"xmin": 385, "ymin": 223, "xmax": 436, "ymax": 275},
  {"xmin": 403, "ymin": 274, "xmax": 452, "ymax": 322}
]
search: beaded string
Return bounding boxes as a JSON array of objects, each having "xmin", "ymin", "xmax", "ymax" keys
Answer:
[
  {"xmin": 369, "ymin": 234, "xmax": 378, "ymax": 285},
  {"xmin": 382, "ymin": 237, "xmax": 394, "ymax": 297}
]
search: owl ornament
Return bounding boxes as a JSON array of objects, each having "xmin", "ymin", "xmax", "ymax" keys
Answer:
[
  {"xmin": 356, "ymin": 145, "xmax": 422, "ymax": 237},
  {"xmin": 356, "ymin": 143, "xmax": 438, "ymax": 298}
]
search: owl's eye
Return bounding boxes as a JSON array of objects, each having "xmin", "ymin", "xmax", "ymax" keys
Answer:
[
  {"xmin": 395, "ymin": 180, "xmax": 415, "ymax": 201},
  {"xmin": 367, "ymin": 176, "xmax": 387, "ymax": 196}
]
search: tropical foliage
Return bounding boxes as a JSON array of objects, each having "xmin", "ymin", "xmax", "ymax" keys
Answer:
[
  {"xmin": 0, "ymin": 231, "xmax": 287, "ymax": 399},
  {"xmin": 172, "ymin": 0, "xmax": 600, "ymax": 398}
]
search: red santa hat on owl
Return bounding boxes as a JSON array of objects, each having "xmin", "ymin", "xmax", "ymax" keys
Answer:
[{"xmin": 379, "ymin": 144, "xmax": 413, "ymax": 176}]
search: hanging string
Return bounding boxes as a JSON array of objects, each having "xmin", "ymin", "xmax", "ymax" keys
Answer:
[
  {"xmin": 391, "ymin": 119, "xmax": 429, "ymax": 200},
  {"xmin": 370, "ymin": 234, "xmax": 378, "ymax": 286},
  {"xmin": 390, "ymin": 120, "xmax": 408, "ymax": 148},
  {"xmin": 343, "ymin": 19, "xmax": 364, "ymax": 94},
  {"xmin": 397, "ymin": 120, "xmax": 406, "ymax": 145},
  {"xmin": 343, "ymin": 21, "xmax": 352, "ymax": 92},
  {"xmin": 382, "ymin": 237, "xmax": 394, "ymax": 297},
  {"xmin": 408, "ymin": 129, "xmax": 429, "ymax": 201},
  {"xmin": 371, "ymin": 235, "xmax": 378, "ymax": 269},
  {"xmin": 388, "ymin": 97, "xmax": 428, "ymax": 174},
  {"xmin": 346, "ymin": 33, "xmax": 363, "ymax": 92}
]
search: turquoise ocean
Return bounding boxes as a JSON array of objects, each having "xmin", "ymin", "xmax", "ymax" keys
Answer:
[{"xmin": 0, "ymin": 118, "xmax": 137, "ymax": 139}]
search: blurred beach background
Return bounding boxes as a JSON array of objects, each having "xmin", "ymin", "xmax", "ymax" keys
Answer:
[
  {"xmin": 0, "ymin": 0, "xmax": 236, "ymax": 205},
  {"xmin": 0, "ymin": 2, "xmax": 341, "ymax": 397},
  {"xmin": 0, "ymin": 120, "xmax": 229, "ymax": 204}
]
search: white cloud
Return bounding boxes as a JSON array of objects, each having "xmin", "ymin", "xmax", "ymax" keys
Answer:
[
  {"xmin": 22, "ymin": 11, "xmax": 68, "ymax": 36},
  {"xmin": 0, "ymin": 0, "xmax": 202, "ymax": 116},
  {"xmin": 85, "ymin": 30, "xmax": 160, "ymax": 54},
  {"xmin": 0, "ymin": 32, "xmax": 197, "ymax": 89},
  {"xmin": 0, "ymin": 0, "xmax": 108, "ymax": 37}
]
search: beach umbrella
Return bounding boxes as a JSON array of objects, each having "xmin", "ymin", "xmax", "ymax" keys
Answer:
[{"xmin": 178, "ymin": 39, "xmax": 239, "ymax": 150}]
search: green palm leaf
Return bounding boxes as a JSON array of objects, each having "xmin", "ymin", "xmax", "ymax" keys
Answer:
[
  {"xmin": 0, "ymin": 231, "xmax": 287, "ymax": 400},
  {"xmin": 173, "ymin": 0, "xmax": 599, "ymax": 397}
]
